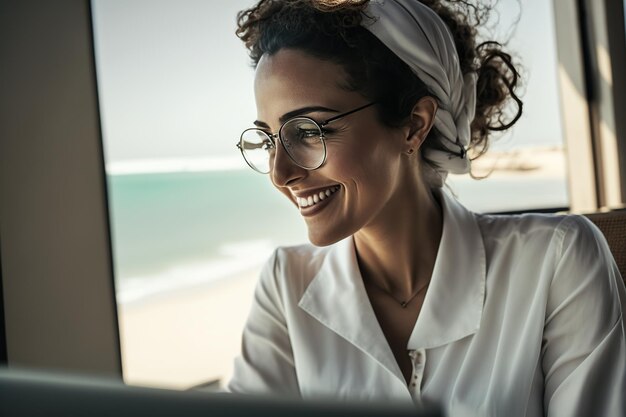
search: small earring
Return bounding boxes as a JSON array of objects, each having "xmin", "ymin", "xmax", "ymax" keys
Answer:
[{"xmin": 407, "ymin": 148, "xmax": 414, "ymax": 155}]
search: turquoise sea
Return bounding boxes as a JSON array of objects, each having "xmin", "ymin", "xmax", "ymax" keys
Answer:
[
  {"xmin": 106, "ymin": 169, "xmax": 568, "ymax": 304},
  {"xmin": 106, "ymin": 170, "xmax": 307, "ymax": 303}
]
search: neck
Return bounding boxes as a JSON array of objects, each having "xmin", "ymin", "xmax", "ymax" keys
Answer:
[{"xmin": 354, "ymin": 174, "xmax": 443, "ymax": 300}]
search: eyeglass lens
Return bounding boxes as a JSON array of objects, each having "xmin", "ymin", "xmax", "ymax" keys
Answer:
[
  {"xmin": 240, "ymin": 129, "xmax": 273, "ymax": 173},
  {"xmin": 240, "ymin": 117, "xmax": 326, "ymax": 173}
]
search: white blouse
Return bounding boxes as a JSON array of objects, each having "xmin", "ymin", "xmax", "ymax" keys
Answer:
[{"xmin": 228, "ymin": 190, "xmax": 626, "ymax": 416}]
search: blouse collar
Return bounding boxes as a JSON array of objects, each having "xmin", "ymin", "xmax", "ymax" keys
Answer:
[
  {"xmin": 298, "ymin": 189, "xmax": 486, "ymax": 380},
  {"xmin": 407, "ymin": 189, "xmax": 486, "ymax": 349}
]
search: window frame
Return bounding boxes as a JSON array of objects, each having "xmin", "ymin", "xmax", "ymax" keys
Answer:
[{"xmin": 553, "ymin": 0, "xmax": 626, "ymax": 212}]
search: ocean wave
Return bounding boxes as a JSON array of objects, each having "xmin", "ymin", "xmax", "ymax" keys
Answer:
[{"xmin": 116, "ymin": 239, "xmax": 275, "ymax": 305}]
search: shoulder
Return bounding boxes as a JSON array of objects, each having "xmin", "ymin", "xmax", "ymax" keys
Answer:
[
  {"xmin": 476, "ymin": 211, "xmax": 570, "ymax": 244},
  {"xmin": 476, "ymin": 210, "xmax": 622, "ymax": 300},
  {"xmin": 475, "ymin": 212, "xmax": 608, "ymax": 258}
]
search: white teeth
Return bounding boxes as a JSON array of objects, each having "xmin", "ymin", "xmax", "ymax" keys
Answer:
[{"xmin": 296, "ymin": 186, "xmax": 339, "ymax": 209}]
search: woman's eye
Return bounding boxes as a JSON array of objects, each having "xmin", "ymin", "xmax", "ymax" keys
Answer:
[
  {"xmin": 296, "ymin": 129, "xmax": 321, "ymax": 142},
  {"xmin": 298, "ymin": 129, "xmax": 318, "ymax": 137}
]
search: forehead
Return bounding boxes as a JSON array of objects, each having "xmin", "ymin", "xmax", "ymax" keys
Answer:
[{"xmin": 253, "ymin": 49, "xmax": 359, "ymax": 123}]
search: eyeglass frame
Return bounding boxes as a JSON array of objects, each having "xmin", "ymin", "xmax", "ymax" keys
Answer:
[{"xmin": 236, "ymin": 101, "xmax": 377, "ymax": 174}]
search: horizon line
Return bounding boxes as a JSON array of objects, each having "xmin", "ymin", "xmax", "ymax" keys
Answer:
[{"xmin": 105, "ymin": 156, "xmax": 247, "ymax": 176}]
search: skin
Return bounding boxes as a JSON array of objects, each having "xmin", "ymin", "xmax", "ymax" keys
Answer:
[{"xmin": 254, "ymin": 48, "xmax": 443, "ymax": 383}]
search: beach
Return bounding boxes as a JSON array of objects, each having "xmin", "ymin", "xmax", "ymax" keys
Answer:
[
  {"xmin": 118, "ymin": 269, "xmax": 259, "ymax": 390},
  {"xmin": 464, "ymin": 146, "xmax": 567, "ymax": 179}
]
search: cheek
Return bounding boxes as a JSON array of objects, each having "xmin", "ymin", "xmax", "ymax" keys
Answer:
[
  {"xmin": 276, "ymin": 183, "xmax": 296, "ymax": 205},
  {"xmin": 327, "ymin": 132, "xmax": 397, "ymax": 180}
]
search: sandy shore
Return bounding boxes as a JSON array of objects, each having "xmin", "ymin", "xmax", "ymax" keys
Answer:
[
  {"xmin": 463, "ymin": 146, "xmax": 567, "ymax": 179},
  {"xmin": 117, "ymin": 269, "xmax": 260, "ymax": 391}
]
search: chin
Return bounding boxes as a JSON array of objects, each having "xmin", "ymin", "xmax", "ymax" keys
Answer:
[{"xmin": 306, "ymin": 225, "xmax": 349, "ymax": 247}]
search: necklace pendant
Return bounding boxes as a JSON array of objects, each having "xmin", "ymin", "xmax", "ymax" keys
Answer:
[{"xmin": 400, "ymin": 301, "xmax": 408, "ymax": 308}]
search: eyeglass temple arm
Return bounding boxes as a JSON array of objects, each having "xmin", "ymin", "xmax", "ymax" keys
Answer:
[{"xmin": 320, "ymin": 102, "xmax": 377, "ymax": 126}]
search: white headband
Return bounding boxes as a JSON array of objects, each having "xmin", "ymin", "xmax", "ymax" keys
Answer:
[{"xmin": 362, "ymin": 0, "xmax": 476, "ymax": 185}]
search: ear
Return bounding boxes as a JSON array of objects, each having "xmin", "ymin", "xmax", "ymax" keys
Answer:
[{"xmin": 404, "ymin": 96, "xmax": 438, "ymax": 154}]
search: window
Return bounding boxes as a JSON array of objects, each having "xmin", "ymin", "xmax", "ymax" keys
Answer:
[
  {"xmin": 91, "ymin": 0, "xmax": 569, "ymax": 389},
  {"xmin": 447, "ymin": 0, "xmax": 569, "ymax": 212},
  {"xmin": 92, "ymin": 0, "xmax": 306, "ymax": 389}
]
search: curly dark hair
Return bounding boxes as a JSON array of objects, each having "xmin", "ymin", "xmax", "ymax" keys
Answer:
[{"xmin": 236, "ymin": 0, "xmax": 523, "ymax": 182}]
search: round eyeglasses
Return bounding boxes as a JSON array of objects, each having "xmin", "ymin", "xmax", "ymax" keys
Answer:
[{"xmin": 237, "ymin": 102, "xmax": 376, "ymax": 174}]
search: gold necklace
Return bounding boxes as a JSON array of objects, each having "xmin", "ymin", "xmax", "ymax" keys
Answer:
[{"xmin": 367, "ymin": 280, "xmax": 430, "ymax": 308}]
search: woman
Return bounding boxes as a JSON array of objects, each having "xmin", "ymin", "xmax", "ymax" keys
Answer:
[{"xmin": 228, "ymin": 0, "xmax": 626, "ymax": 415}]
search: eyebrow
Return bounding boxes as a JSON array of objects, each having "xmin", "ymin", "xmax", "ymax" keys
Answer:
[{"xmin": 253, "ymin": 105, "xmax": 340, "ymax": 128}]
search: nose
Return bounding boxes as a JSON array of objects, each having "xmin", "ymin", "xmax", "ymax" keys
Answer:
[{"xmin": 270, "ymin": 137, "xmax": 306, "ymax": 187}]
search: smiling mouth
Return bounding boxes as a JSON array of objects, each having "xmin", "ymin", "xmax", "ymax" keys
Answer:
[{"xmin": 295, "ymin": 185, "xmax": 340, "ymax": 209}]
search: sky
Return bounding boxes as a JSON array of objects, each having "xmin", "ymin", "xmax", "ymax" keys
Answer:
[{"xmin": 92, "ymin": 0, "xmax": 565, "ymax": 169}]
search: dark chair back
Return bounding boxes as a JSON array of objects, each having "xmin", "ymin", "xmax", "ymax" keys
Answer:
[{"xmin": 585, "ymin": 210, "xmax": 626, "ymax": 283}]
